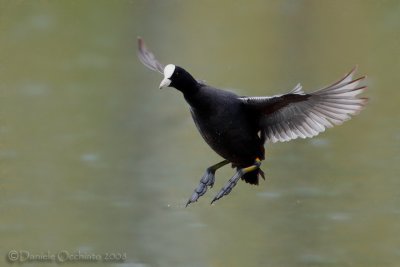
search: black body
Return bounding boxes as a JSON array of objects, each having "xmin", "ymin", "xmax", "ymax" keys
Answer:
[
  {"xmin": 170, "ymin": 67, "xmax": 265, "ymax": 184},
  {"xmin": 187, "ymin": 84, "xmax": 265, "ymax": 184}
]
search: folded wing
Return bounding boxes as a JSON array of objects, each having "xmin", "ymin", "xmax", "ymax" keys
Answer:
[{"xmin": 239, "ymin": 67, "xmax": 368, "ymax": 143}]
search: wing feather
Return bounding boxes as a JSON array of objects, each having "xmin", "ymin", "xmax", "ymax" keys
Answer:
[
  {"xmin": 137, "ymin": 37, "xmax": 164, "ymax": 74},
  {"xmin": 239, "ymin": 67, "xmax": 367, "ymax": 143}
]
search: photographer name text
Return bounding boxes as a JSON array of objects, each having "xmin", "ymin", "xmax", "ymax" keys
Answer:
[{"xmin": 7, "ymin": 250, "xmax": 127, "ymax": 264}]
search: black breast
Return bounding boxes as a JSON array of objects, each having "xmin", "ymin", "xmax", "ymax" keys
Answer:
[{"xmin": 186, "ymin": 85, "xmax": 264, "ymax": 165}]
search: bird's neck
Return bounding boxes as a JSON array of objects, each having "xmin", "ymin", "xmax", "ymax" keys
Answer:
[
  {"xmin": 175, "ymin": 75, "xmax": 199, "ymax": 96},
  {"xmin": 183, "ymin": 84, "xmax": 211, "ymax": 110}
]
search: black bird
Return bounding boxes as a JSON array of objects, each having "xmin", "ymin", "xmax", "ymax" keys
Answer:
[{"xmin": 137, "ymin": 37, "xmax": 367, "ymax": 206}]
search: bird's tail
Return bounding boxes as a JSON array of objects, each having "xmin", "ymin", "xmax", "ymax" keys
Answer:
[{"xmin": 241, "ymin": 168, "xmax": 265, "ymax": 185}]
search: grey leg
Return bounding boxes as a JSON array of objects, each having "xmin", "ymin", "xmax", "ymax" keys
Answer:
[
  {"xmin": 211, "ymin": 158, "xmax": 261, "ymax": 205},
  {"xmin": 186, "ymin": 160, "xmax": 229, "ymax": 207}
]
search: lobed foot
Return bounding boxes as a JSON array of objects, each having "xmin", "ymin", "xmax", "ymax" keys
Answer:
[
  {"xmin": 185, "ymin": 160, "xmax": 229, "ymax": 207},
  {"xmin": 210, "ymin": 170, "xmax": 243, "ymax": 204},
  {"xmin": 186, "ymin": 169, "xmax": 216, "ymax": 207}
]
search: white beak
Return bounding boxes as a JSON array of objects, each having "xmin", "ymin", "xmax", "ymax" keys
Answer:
[{"xmin": 159, "ymin": 78, "xmax": 171, "ymax": 89}]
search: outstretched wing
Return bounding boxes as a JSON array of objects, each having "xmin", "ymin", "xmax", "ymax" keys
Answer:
[
  {"xmin": 239, "ymin": 67, "xmax": 368, "ymax": 143},
  {"xmin": 137, "ymin": 37, "xmax": 164, "ymax": 74}
]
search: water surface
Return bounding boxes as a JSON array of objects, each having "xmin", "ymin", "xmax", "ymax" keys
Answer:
[{"xmin": 1, "ymin": 1, "xmax": 399, "ymax": 267}]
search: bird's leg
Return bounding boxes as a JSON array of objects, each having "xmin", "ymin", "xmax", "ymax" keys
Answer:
[
  {"xmin": 186, "ymin": 160, "xmax": 230, "ymax": 207},
  {"xmin": 211, "ymin": 158, "xmax": 262, "ymax": 205}
]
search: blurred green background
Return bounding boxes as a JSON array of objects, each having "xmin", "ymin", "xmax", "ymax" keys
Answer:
[{"xmin": 0, "ymin": 1, "xmax": 399, "ymax": 267}]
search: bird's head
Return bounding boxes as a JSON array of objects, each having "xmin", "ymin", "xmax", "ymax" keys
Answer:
[{"xmin": 159, "ymin": 64, "xmax": 198, "ymax": 92}]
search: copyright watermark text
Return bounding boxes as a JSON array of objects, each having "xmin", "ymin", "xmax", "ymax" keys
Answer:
[{"xmin": 6, "ymin": 250, "xmax": 127, "ymax": 264}]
